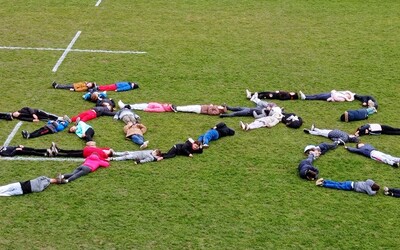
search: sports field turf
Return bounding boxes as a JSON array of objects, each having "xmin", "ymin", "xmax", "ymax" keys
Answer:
[{"xmin": 1, "ymin": 1, "xmax": 400, "ymax": 249}]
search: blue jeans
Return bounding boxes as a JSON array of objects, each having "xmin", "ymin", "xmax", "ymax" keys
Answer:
[
  {"xmin": 323, "ymin": 180, "xmax": 353, "ymax": 191},
  {"xmin": 305, "ymin": 92, "xmax": 330, "ymax": 100},
  {"xmin": 198, "ymin": 129, "xmax": 219, "ymax": 145},
  {"xmin": 131, "ymin": 134, "xmax": 145, "ymax": 146}
]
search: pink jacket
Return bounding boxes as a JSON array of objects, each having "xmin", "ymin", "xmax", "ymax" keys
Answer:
[
  {"xmin": 82, "ymin": 153, "xmax": 110, "ymax": 172},
  {"xmin": 144, "ymin": 102, "xmax": 173, "ymax": 112}
]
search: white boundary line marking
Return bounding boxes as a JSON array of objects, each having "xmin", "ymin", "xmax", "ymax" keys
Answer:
[
  {"xmin": 72, "ymin": 48, "xmax": 147, "ymax": 54},
  {"xmin": 0, "ymin": 46, "xmax": 147, "ymax": 54},
  {"xmin": 0, "ymin": 46, "xmax": 65, "ymax": 51},
  {"xmin": 0, "ymin": 156, "xmax": 83, "ymax": 162},
  {"xmin": 52, "ymin": 31, "xmax": 81, "ymax": 72},
  {"xmin": 3, "ymin": 121, "xmax": 23, "ymax": 147},
  {"xmin": 95, "ymin": 0, "xmax": 103, "ymax": 7}
]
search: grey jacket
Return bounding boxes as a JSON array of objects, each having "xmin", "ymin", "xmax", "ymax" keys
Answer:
[
  {"xmin": 30, "ymin": 176, "xmax": 52, "ymax": 193},
  {"xmin": 353, "ymin": 179, "xmax": 377, "ymax": 195}
]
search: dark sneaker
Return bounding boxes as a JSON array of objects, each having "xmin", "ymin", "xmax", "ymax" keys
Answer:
[
  {"xmin": 52, "ymin": 81, "xmax": 58, "ymax": 88},
  {"xmin": 171, "ymin": 105, "xmax": 177, "ymax": 112},
  {"xmin": 46, "ymin": 149, "xmax": 53, "ymax": 157},
  {"xmin": 21, "ymin": 130, "xmax": 29, "ymax": 139},
  {"xmin": 51, "ymin": 142, "xmax": 59, "ymax": 155},
  {"xmin": 392, "ymin": 162, "xmax": 399, "ymax": 168},
  {"xmin": 303, "ymin": 129, "xmax": 310, "ymax": 134}
]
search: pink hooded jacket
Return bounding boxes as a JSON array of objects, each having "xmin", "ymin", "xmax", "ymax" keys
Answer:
[{"xmin": 82, "ymin": 153, "xmax": 110, "ymax": 172}]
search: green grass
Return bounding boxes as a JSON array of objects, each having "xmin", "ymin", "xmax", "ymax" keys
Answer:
[{"xmin": 1, "ymin": 0, "xmax": 400, "ymax": 249}]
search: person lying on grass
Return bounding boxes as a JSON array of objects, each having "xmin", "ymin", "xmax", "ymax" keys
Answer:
[
  {"xmin": 109, "ymin": 149, "xmax": 163, "ymax": 164},
  {"xmin": 57, "ymin": 152, "xmax": 110, "ymax": 184},
  {"xmin": 316, "ymin": 178, "xmax": 379, "ymax": 196},
  {"xmin": 161, "ymin": 138, "xmax": 203, "ymax": 159}
]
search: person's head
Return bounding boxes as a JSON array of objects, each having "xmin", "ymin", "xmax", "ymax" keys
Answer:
[
  {"xmin": 304, "ymin": 145, "xmax": 316, "ymax": 154},
  {"xmin": 285, "ymin": 114, "xmax": 303, "ymax": 129},
  {"xmin": 371, "ymin": 183, "xmax": 380, "ymax": 191},
  {"xmin": 152, "ymin": 149, "xmax": 162, "ymax": 157},
  {"xmin": 86, "ymin": 141, "xmax": 96, "ymax": 147},
  {"xmin": 12, "ymin": 111, "xmax": 20, "ymax": 118},
  {"xmin": 217, "ymin": 106, "xmax": 227, "ymax": 113},
  {"xmin": 348, "ymin": 135, "xmax": 360, "ymax": 143},
  {"xmin": 192, "ymin": 141, "xmax": 202, "ymax": 150},
  {"xmin": 367, "ymin": 99, "xmax": 376, "ymax": 108},
  {"xmin": 90, "ymin": 92, "xmax": 99, "ymax": 101},
  {"xmin": 68, "ymin": 126, "xmax": 77, "ymax": 133},
  {"xmin": 356, "ymin": 143, "xmax": 365, "ymax": 148},
  {"xmin": 306, "ymin": 170, "xmax": 318, "ymax": 181},
  {"xmin": 131, "ymin": 82, "xmax": 139, "ymax": 89},
  {"xmin": 355, "ymin": 128, "xmax": 368, "ymax": 136},
  {"xmin": 86, "ymin": 82, "xmax": 96, "ymax": 89}
]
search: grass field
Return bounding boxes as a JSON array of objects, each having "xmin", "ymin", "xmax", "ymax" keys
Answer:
[{"xmin": 1, "ymin": 0, "xmax": 400, "ymax": 249}]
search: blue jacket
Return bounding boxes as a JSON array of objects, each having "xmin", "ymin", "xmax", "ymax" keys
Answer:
[
  {"xmin": 298, "ymin": 154, "xmax": 319, "ymax": 179},
  {"xmin": 46, "ymin": 120, "xmax": 69, "ymax": 133}
]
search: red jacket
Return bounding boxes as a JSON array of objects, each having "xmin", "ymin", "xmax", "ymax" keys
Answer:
[{"xmin": 83, "ymin": 146, "xmax": 111, "ymax": 159}]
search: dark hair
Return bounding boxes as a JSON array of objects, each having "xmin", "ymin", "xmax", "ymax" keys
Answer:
[
  {"xmin": 153, "ymin": 149, "xmax": 162, "ymax": 156},
  {"xmin": 306, "ymin": 170, "xmax": 317, "ymax": 180},
  {"xmin": 371, "ymin": 183, "xmax": 380, "ymax": 191},
  {"xmin": 282, "ymin": 113, "xmax": 303, "ymax": 129},
  {"xmin": 340, "ymin": 114, "xmax": 346, "ymax": 122},
  {"xmin": 349, "ymin": 136, "xmax": 360, "ymax": 143},
  {"xmin": 131, "ymin": 82, "xmax": 139, "ymax": 89}
]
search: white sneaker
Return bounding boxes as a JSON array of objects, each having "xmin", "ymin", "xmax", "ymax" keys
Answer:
[
  {"xmin": 239, "ymin": 121, "xmax": 246, "ymax": 130},
  {"xmin": 310, "ymin": 124, "xmax": 315, "ymax": 131},
  {"xmin": 299, "ymin": 91, "xmax": 306, "ymax": 100},
  {"xmin": 316, "ymin": 178, "xmax": 324, "ymax": 186},
  {"xmin": 118, "ymin": 100, "xmax": 125, "ymax": 109},
  {"xmin": 140, "ymin": 141, "xmax": 149, "ymax": 149},
  {"xmin": 250, "ymin": 93, "xmax": 258, "ymax": 102},
  {"xmin": 246, "ymin": 89, "xmax": 252, "ymax": 99}
]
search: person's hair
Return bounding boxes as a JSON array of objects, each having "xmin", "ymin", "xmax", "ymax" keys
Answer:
[
  {"xmin": 371, "ymin": 183, "xmax": 380, "ymax": 191},
  {"xmin": 90, "ymin": 93, "xmax": 99, "ymax": 101},
  {"xmin": 86, "ymin": 141, "xmax": 96, "ymax": 146},
  {"xmin": 306, "ymin": 170, "xmax": 317, "ymax": 180},
  {"xmin": 131, "ymin": 82, "xmax": 139, "ymax": 89},
  {"xmin": 153, "ymin": 149, "xmax": 161, "ymax": 156},
  {"xmin": 349, "ymin": 135, "xmax": 360, "ymax": 143},
  {"xmin": 68, "ymin": 126, "xmax": 75, "ymax": 133},
  {"xmin": 340, "ymin": 114, "xmax": 346, "ymax": 122}
]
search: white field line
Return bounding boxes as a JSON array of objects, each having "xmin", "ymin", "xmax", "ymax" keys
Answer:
[
  {"xmin": 95, "ymin": 0, "xmax": 103, "ymax": 7},
  {"xmin": 0, "ymin": 156, "xmax": 83, "ymax": 162},
  {"xmin": 3, "ymin": 121, "xmax": 23, "ymax": 147},
  {"xmin": 0, "ymin": 46, "xmax": 147, "ymax": 54},
  {"xmin": 52, "ymin": 31, "xmax": 82, "ymax": 72}
]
